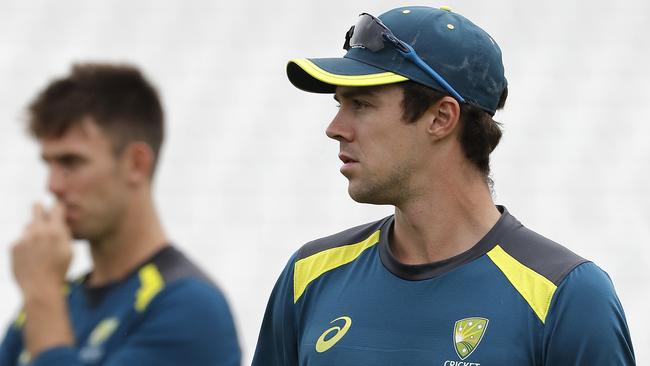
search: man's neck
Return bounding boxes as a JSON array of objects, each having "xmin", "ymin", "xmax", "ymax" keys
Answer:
[
  {"xmin": 390, "ymin": 172, "xmax": 500, "ymax": 265},
  {"xmin": 87, "ymin": 197, "xmax": 167, "ymax": 287}
]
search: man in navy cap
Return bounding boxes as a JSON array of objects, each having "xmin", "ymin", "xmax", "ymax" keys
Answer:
[{"xmin": 253, "ymin": 6, "xmax": 635, "ymax": 365}]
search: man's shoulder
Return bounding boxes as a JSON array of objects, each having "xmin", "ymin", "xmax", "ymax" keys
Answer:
[
  {"xmin": 496, "ymin": 210, "xmax": 589, "ymax": 286},
  {"xmin": 133, "ymin": 246, "xmax": 229, "ymax": 313},
  {"xmin": 295, "ymin": 216, "xmax": 391, "ymax": 262},
  {"xmin": 147, "ymin": 245, "xmax": 215, "ymax": 286},
  {"xmin": 117, "ymin": 249, "xmax": 240, "ymax": 364}
]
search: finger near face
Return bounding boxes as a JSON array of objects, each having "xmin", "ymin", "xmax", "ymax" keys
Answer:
[
  {"xmin": 21, "ymin": 219, "xmax": 41, "ymax": 242},
  {"xmin": 22, "ymin": 218, "xmax": 57, "ymax": 245},
  {"xmin": 50, "ymin": 201, "xmax": 66, "ymax": 223},
  {"xmin": 32, "ymin": 202, "xmax": 48, "ymax": 222}
]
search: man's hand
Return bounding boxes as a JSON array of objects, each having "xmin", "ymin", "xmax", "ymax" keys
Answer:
[
  {"xmin": 12, "ymin": 202, "xmax": 72, "ymax": 296},
  {"xmin": 11, "ymin": 202, "xmax": 74, "ymax": 356}
]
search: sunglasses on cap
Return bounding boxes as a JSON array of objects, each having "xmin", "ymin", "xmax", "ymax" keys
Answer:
[{"xmin": 343, "ymin": 13, "xmax": 466, "ymax": 103}]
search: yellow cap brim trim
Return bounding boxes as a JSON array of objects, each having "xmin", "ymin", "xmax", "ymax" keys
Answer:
[{"xmin": 290, "ymin": 58, "xmax": 408, "ymax": 88}]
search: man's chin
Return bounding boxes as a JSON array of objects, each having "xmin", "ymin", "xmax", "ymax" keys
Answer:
[
  {"xmin": 348, "ymin": 185, "xmax": 388, "ymax": 205},
  {"xmin": 67, "ymin": 224, "xmax": 88, "ymax": 241}
]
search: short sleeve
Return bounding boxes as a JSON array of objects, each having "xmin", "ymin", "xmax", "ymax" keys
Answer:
[
  {"xmin": 252, "ymin": 255, "xmax": 299, "ymax": 366},
  {"xmin": 542, "ymin": 262, "xmax": 635, "ymax": 365}
]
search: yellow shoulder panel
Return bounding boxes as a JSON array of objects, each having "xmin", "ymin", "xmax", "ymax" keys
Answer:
[
  {"xmin": 294, "ymin": 230, "xmax": 381, "ymax": 303},
  {"xmin": 13, "ymin": 310, "xmax": 26, "ymax": 329},
  {"xmin": 487, "ymin": 245, "xmax": 557, "ymax": 323},
  {"xmin": 135, "ymin": 264, "xmax": 165, "ymax": 312}
]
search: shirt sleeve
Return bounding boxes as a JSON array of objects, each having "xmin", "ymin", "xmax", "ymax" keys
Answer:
[
  {"xmin": 30, "ymin": 279, "xmax": 240, "ymax": 366},
  {"xmin": 542, "ymin": 262, "xmax": 636, "ymax": 365},
  {"xmin": 0, "ymin": 319, "xmax": 24, "ymax": 366},
  {"xmin": 252, "ymin": 255, "xmax": 299, "ymax": 366}
]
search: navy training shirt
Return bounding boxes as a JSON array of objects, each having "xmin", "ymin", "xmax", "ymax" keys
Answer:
[
  {"xmin": 0, "ymin": 246, "xmax": 241, "ymax": 366},
  {"xmin": 253, "ymin": 207, "xmax": 635, "ymax": 365}
]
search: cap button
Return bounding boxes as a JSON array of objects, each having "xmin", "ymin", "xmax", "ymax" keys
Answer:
[{"xmin": 439, "ymin": 5, "xmax": 453, "ymax": 12}]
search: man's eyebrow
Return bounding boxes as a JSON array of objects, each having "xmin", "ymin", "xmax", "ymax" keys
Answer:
[
  {"xmin": 334, "ymin": 87, "xmax": 379, "ymax": 102},
  {"xmin": 41, "ymin": 152, "xmax": 81, "ymax": 162}
]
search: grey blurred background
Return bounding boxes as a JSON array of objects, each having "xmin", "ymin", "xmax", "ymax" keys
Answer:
[{"xmin": 0, "ymin": 0, "xmax": 648, "ymax": 364}]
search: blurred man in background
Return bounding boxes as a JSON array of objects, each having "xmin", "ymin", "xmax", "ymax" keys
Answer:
[
  {"xmin": 0, "ymin": 63, "xmax": 240, "ymax": 366},
  {"xmin": 253, "ymin": 6, "xmax": 635, "ymax": 365}
]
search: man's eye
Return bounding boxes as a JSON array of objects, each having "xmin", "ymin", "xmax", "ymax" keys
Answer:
[
  {"xmin": 334, "ymin": 98, "xmax": 372, "ymax": 110},
  {"xmin": 352, "ymin": 99, "xmax": 370, "ymax": 109},
  {"xmin": 58, "ymin": 156, "xmax": 83, "ymax": 168}
]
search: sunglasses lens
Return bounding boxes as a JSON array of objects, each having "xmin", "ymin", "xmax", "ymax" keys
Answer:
[
  {"xmin": 341, "ymin": 12, "xmax": 466, "ymax": 103},
  {"xmin": 349, "ymin": 14, "xmax": 387, "ymax": 52}
]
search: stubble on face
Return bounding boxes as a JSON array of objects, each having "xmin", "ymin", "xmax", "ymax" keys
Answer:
[
  {"xmin": 41, "ymin": 119, "xmax": 129, "ymax": 243},
  {"xmin": 333, "ymin": 85, "xmax": 423, "ymax": 207},
  {"xmin": 346, "ymin": 155, "xmax": 417, "ymax": 206}
]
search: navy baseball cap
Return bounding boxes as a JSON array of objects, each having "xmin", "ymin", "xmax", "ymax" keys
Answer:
[{"xmin": 287, "ymin": 6, "xmax": 507, "ymax": 115}]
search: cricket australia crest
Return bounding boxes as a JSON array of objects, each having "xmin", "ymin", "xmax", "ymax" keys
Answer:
[{"xmin": 453, "ymin": 317, "xmax": 488, "ymax": 360}]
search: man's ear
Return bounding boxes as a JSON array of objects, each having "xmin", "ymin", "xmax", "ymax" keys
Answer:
[
  {"xmin": 122, "ymin": 142, "xmax": 154, "ymax": 186},
  {"xmin": 425, "ymin": 96, "xmax": 461, "ymax": 141}
]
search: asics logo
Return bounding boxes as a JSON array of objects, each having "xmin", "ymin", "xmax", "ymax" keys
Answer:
[{"xmin": 315, "ymin": 316, "xmax": 352, "ymax": 353}]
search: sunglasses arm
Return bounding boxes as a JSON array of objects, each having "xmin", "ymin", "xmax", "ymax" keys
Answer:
[{"xmin": 396, "ymin": 42, "xmax": 466, "ymax": 103}]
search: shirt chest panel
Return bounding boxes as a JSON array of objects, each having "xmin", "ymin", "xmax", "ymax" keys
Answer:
[
  {"xmin": 297, "ymin": 255, "xmax": 542, "ymax": 366},
  {"xmin": 69, "ymin": 279, "xmax": 143, "ymax": 365}
]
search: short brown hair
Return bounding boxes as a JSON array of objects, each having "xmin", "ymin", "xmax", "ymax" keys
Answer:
[
  {"xmin": 28, "ymin": 63, "xmax": 164, "ymax": 169},
  {"xmin": 399, "ymin": 81, "xmax": 507, "ymax": 178}
]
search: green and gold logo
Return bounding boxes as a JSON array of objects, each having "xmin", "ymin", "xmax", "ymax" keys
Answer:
[
  {"xmin": 315, "ymin": 316, "xmax": 352, "ymax": 353},
  {"xmin": 79, "ymin": 317, "xmax": 120, "ymax": 363},
  {"xmin": 89, "ymin": 317, "xmax": 120, "ymax": 346},
  {"xmin": 453, "ymin": 317, "xmax": 488, "ymax": 360}
]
